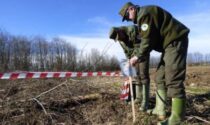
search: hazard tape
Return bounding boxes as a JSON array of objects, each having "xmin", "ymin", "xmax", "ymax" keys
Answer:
[{"xmin": 0, "ymin": 71, "xmax": 122, "ymax": 80}]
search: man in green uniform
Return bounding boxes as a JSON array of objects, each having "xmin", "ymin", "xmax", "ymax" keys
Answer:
[
  {"xmin": 109, "ymin": 25, "xmax": 150, "ymax": 111},
  {"xmin": 119, "ymin": 2, "xmax": 190, "ymax": 125}
]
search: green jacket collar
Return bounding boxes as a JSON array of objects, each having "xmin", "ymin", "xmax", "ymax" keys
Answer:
[{"xmin": 134, "ymin": 7, "xmax": 140, "ymax": 24}]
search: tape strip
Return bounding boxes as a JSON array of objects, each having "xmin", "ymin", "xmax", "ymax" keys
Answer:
[{"xmin": 0, "ymin": 71, "xmax": 122, "ymax": 80}]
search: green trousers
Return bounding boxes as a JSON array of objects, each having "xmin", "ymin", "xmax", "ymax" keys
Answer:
[
  {"xmin": 155, "ymin": 37, "xmax": 188, "ymax": 98},
  {"xmin": 135, "ymin": 54, "xmax": 150, "ymax": 109},
  {"xmin": 135, "ymin": 54, "xmax": 150, "ymax": 87}
]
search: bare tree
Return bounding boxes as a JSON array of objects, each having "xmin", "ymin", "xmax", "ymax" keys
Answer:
[
  {"xmin": 204, "ymin": 53, "xmax": 210, "ymax": 65},
  {"xmin": 0, "ymin": 30, "xmax": 11, "ymax": 71},
  {"xmin": 50, "ymin": 37, "xmax": 77, "ymax": 71},
  {"xmin": 107, "ymin": 55, "xmax": 120, "ymax": 71},
  {"xmin": 63, "ymin": 41, "xmax": 77, "ymax": 71},
  {"xmin": 193, "ymin": 52, "xmax": 203, "ymax": 65},
  {"xmin": 31, "ymin": 36, "xmax": 48, "ymax": 71},
  {"xmin": 9, "ymin": 36, "xmax": 31, "ymax": 71},
  {"xmin": 187, "ymin": 53, "xmax": 193, "ymax": 66},
  {"xmin": 0, "ymin": 29, "xmax": 123, "ymax": 72},
  {"xmin": 89, "ymin": 48, "xmax": 101, "ymax": 71}
]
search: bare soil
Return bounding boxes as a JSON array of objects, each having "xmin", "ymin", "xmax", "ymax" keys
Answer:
[{"xmin": 0, "ymin": 66, "xmax": 210, "ymax": 125}]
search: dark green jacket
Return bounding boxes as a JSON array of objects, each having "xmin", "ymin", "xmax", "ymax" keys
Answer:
[
  {"xmin": 120, "ymin": 41, "xmax": 141, "ymax": 59},
  {"xmin": 118, "ymin": 26, "xmax": 141, "ymax": 59},
  {"xmin": 134, "ymin": 5, "xmax": 190, "ymax": 58}
]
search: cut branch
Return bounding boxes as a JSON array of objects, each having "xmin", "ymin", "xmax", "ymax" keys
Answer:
[{"xmin": 35, "ymin": 80, "xmax": 67, "ymax": 99}]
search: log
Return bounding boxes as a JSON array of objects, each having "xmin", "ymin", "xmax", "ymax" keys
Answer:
[
  {"xmin": 48, "ymin": 93, "xmax": 102, "ymax": 108},
  {"xmin": 71, "ymin": 93, "xmax": 102, "ymax": 102}
]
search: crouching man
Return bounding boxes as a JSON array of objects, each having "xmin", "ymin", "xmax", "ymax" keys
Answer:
[{"xmin": 109, "ymin": 25, "xmax": 150, "ymax": 111}]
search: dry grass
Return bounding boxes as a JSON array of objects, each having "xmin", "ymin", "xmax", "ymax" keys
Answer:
[{"xmin": 0, "ymin": 66, "xmax": 210, "ymax": 125}]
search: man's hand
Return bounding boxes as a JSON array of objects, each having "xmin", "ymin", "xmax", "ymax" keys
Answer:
[{"xmin": 130, "ymin": 56, "xmax": 138, "ymax": 66}]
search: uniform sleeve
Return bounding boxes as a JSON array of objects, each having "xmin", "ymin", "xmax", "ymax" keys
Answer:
[
  {"xmin": 134, "ymin": 15, "xmax": 153, "ymax": 61},
  {"xmin": 119, "ymin": 41, "xmax": 134, "ymax": 59}
]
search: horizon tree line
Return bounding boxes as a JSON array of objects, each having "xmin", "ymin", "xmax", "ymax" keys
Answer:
[
  {"xmin": 0, "ymin": 29, "xmax": 210, "ymax": 72},
  {"xmin": 0, "ymin": 29, "xmax": 119, "ymax": 72}
]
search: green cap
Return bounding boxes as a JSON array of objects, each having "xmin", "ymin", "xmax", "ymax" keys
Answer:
[
  {"xmin": 119, "ymin": 2, "xmax": 134, "ymax": 22},
  {"xmin": 109, "ymin": 26, "xmax": 128, "ymax": 42},
  {"xmin": 109, "ymin": 25, "xmax": 139, "ymax": 42},
  {"xmin": 109, "ymin": 27, "xmax": 118, "ymax": 41}
]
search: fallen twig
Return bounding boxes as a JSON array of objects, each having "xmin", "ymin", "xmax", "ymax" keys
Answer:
[
  {"xmin": 49, "ymin": 93, "xmax": 102, "ymax": 107},
  {"xmin": 72, "ymin": 93, "xmax": 101, "ymax": 101},
  {"xmin": 187, "ymin": 116, "xmax": 210, "ymax": 124},
  {"xmin": 32, "ymin": 98, "xmax": 48, "ymax": 115},
  {"xmin": 193, "ymin": 116, "xmax": 210, "ymax": 124},
  {"xmin": 32, "ymin": 98, "xmax": 54, "ymax": 123},
  {"xmin": 35, "ymin": 80, "xmax": 68, "ymax": 99}
]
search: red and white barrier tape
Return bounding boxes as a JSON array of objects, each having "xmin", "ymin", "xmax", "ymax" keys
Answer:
[
  {"xmin": 120, "ymin": 79, "xmax": 130, "ymax": 100},
  {"xmin": 0, "ymin": 71, "xmax": 122, "ymax": 80}
]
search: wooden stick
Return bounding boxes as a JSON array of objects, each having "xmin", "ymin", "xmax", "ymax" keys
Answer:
[
  {"xmin": 32, "ymin": 98, "xmax": 48, "ymax": 115},
  {"xmin": 129, "ymin": 76, "xmax": 136, "ymax": 123},
  {"xmin": 193, "ymin": 116, "xmax": 210, "ymax": 124},
  {"xmin": 32, "ymin": 98, "xmax": 54, "ymax": 123},
  {"xmin": 35, "ymin": 80, "xmax": 67, "ymax": 99}
]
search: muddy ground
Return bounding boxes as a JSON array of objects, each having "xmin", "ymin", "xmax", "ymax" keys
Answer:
[{"xmin": 0, "ymin": 66, "xmax": 210, "ymax": 125}]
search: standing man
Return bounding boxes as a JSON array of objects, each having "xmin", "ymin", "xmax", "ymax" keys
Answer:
[
  {"xmin": 109, "ymin": 25, "xmax": 150, "ymax": 111},
  {"xmin": 119, "ymin": 2, "xmax": 189, "ymax": 125}
]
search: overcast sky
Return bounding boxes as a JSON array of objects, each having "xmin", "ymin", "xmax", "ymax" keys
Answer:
[{"xmin": 0, "ymin": 0, "xmax": 210, "ymax": 59}]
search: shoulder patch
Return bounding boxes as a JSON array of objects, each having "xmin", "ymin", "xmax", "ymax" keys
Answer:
[{"xmin": 141, "ymin": 24, "xmax": 149, "ymax": 31}]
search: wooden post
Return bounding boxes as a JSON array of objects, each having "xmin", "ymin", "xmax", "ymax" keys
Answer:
[{"xmin": 129, "ymin": 76, "xmax": 136, "ymax": 122}]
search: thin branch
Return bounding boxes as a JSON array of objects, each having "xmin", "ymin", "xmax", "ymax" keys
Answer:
[
  {"xmin": 34, "ymin": 80, "xmax": 67, "ymax": 99},
  {"xmin": 32, "ymin": 98, "xmax": 54, "ymax": 123},
  {"xmin": 193, "ymin": 116, "xmax": 210, "ymax": 124},
  {"xmin": 77, "ymin": 42, "xmax": 88, "ymax": 71},
  {"xmin": 79, "ymin": 42, "xmax": 88, "ymax": 57},
  {"xmin": 3, "ymin": 84, "xmax": 15, "ymax": 99},
  {"xmin": 90, "ymin": 42, "xmax": 113, "ymax": 71},
  {"xmin": 186, "ymin": 116, "xmax": 210, "ymax": 124},
  {"xmin": 32, "ymin": 98, "xmax": 48, "ymax": 115}
]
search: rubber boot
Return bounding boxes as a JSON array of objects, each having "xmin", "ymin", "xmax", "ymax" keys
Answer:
[
  {"xmin": 126, "ymin": 82, "xmax": 136, "ymax": 105},
  {"xmin": 134, "ymin": 83, "xmax": 142, "ymax": 104},
  {"xmin": 147, "ymin": 89, "xmax": 166, "ymax": 120},
  {"xmin": 139, "ymin": 83, "xmax": 149, "ymax": 111},
  {"xmin": 158, "ymin": 98, "xmax": 186, "ymax": 125}
]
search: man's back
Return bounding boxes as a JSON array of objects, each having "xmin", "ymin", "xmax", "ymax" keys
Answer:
[{"xmin": 137, "ymin": 5, "xmax": 190, "ymax": 49}]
